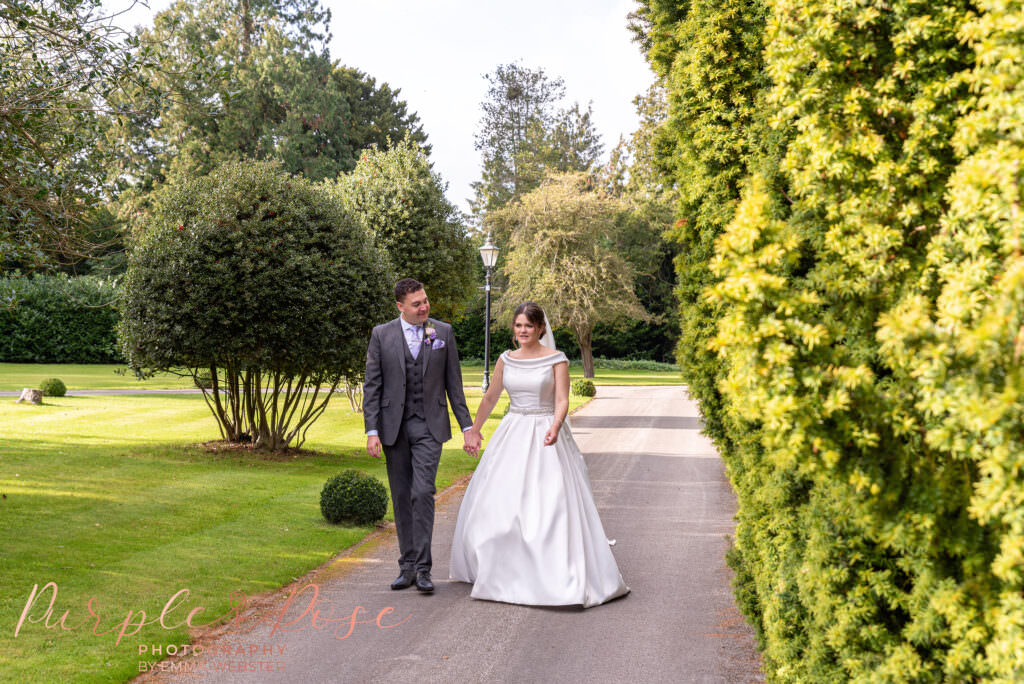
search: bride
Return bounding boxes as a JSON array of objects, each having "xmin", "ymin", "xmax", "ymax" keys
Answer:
[{"xmin": 449, "ymin": 302, "xmax": 630, "ymax": 608}]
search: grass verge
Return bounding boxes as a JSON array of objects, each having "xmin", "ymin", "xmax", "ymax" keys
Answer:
[
  {"xmin": 0, "ymin": 362, "xmax": 682, "ymax": 392},
  {"xmin": 1, "ymin": 391, "xmax": 591, "ymax": 682}
]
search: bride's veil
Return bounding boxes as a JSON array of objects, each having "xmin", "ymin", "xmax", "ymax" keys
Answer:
[{"xmin": 540, "ymin": 312, "xmax": 556, "ymax": 350}]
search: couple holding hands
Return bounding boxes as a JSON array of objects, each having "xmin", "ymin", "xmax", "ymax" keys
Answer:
[{"xmin": 363, "ymin": 278, "xmax": 628, "ymax": 608}]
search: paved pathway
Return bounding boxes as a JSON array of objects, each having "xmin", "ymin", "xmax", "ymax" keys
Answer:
[{"xmin": 144, "ymin": 386, "xmax": 763, "ymax": 684}]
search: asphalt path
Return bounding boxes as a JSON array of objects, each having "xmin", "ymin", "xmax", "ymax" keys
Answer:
[{"xmin": 143, "ymin": 385, "xmax": 763, "ymax": 684}]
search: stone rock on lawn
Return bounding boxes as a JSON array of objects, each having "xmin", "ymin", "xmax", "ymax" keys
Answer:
[{"xmin": 16, "ymin": 388, "xmax": 42, "ymax": 405}]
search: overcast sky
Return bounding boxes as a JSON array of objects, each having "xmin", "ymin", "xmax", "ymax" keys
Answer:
[{"xmin": 103, "ymin": 0, "xmax": 655, "ymax": 214}]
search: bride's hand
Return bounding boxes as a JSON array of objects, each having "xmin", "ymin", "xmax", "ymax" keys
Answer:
[
  {"xmin": 543, "ymin": 423, "xmax": 561, "ymax": 446},
  {"xmin": 463, "ymin": 429, "xmax": 482, "ymax": 457}
]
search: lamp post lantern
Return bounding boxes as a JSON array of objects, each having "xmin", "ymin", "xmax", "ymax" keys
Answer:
[{"xmin": 478, "ymin": 234, "xmax": 499, "ymax": 391}]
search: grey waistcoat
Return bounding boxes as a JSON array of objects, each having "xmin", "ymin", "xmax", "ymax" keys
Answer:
[{"xmin": 403, "ymin": 337, "xmax": 425, "ymax": 420}]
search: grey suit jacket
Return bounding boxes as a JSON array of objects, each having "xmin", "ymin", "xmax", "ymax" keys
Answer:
[{"xmin": 363, "ymin": 317, "xmax": 473, "ymax": 446}]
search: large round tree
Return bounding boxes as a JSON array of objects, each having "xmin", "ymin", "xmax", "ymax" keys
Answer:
[{"xmin": 119, "ymin": 160, "xmax": 393, "ymax": 450}]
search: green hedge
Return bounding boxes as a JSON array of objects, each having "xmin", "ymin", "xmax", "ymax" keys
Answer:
[
  {"xmin": 0, "ymin": 274, "xmax": 122, "ymax": 363},
  {"xmin": 637, "ymin": 0, "xmax": 1024, "ymax": 680},
  {"xmin": 452, "ymin": 306, "xmax": 678, "ymax": 364}
]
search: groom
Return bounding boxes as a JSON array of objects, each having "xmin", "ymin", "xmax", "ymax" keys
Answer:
[{"xmin": 364, "ymin": 278, "xmax": 477, "ymax": 592}]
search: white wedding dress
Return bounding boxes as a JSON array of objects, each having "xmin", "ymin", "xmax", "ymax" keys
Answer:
[{"xmin": 449, "ymin": 350, "xmax": 630, "ymax": 608}]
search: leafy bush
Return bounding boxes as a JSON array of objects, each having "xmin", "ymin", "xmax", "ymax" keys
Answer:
[
  {"xmin": 0, "ymin": 274, "xmax": 122, "ymax": 363},
  {"xmin": 119, "ymin": 160, "xmax": 394, "ymax": 450},
  {"xmin": 571, "ymin": 379, "xmax": 596, "ymax": 397},
  {"xmin": 637, "ymin": 0, "xmax": 1024, "ymax": 680},
  {"xmin": 193, "ymin": 372, "xmax": 212, "ymax": 390},
  {"xmin": 328, "ymin": 136, "xmax": 476, "ymax": 320},
  {"xmin": 39, "ymin": 378, "xmax": 66, "ymax": 396},
  {"xmin": 320, "ymin": 469, "xmax": 389, "ymax": 525}
]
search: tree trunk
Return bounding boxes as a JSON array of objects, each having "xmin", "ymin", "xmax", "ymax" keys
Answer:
[
  {"xmin": 240, "ymin": 0, "xmax": 253, "ymax": 55},
  {"xmin": 575, "ymin": 324, "xmax": 595, "ymax": 378}
]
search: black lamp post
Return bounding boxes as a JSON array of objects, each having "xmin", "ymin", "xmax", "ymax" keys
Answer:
[{"xmin": 478, "ymin": 233, "xmax": 499, "ymax": 391}]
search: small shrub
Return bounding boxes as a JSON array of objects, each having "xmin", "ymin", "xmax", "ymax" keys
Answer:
[
  {"xmin": 320, "ymin": 469, "xmax": 389, "ymax": 526},
  {"xmin": 193, "ymin": 372, "xmax": 212, "ymax": 390},
  {"xmin": 40, "ymin": 378, "xmax": 67, "ymax": 397},
  {"xmin": 571, "ymin": 379, "xmax": 596, "ymax": 397}
]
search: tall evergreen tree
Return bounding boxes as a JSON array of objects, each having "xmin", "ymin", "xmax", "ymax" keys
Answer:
[
  {"xmin": 470, "ymin": 63, "xmax": 566, "ymax": 216},
  {"xmin": 330, "ymin": 66, "xmax": 429, "ymax": 159},
  {"xmin": 105, "ymin": 0, "xmax": 427, "ymax": 221}
]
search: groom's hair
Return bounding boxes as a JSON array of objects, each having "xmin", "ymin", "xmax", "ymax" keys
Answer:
[{"xmin": 395, "ymin": 278, "xmax": 424, "ymax": 303}]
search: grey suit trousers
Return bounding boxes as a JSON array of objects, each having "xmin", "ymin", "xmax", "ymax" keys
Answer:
[{"xmin": 383, "ymin": 415, "xmax": 442, "ymax": 574}]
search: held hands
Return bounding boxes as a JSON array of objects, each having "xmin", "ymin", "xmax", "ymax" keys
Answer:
[
  {"xmin": 366, "ymin": 435, "xmax": 382, "ymax": 459},
  {"xmin": 463, "ymin": 429, "xmax": 483, "ymax": 458}
]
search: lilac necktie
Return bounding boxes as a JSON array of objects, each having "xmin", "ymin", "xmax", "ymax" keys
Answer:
[{"xmin": 406, "ymin": 325, "xmax": 421, "ymax": 359}]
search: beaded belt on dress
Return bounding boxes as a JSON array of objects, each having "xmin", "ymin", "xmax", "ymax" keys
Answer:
[{"xmin": 507, "ymin": 407, "xmax": 555, "ymax": 416}]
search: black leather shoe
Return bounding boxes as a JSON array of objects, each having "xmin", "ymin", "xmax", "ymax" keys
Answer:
[
  {"xmin": 415, "ymin": 571, "xmax": 434, "ymax": 593},
  {"xmin": 391, "ymin": 571, "xmax": 416, "ymax": 590}
]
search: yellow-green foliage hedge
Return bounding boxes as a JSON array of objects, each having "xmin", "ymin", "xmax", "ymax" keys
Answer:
[{"xmin": 635, "ymin": 0, "xmax": 1024, "ymax": 680}]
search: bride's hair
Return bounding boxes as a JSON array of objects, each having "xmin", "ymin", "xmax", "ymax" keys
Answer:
[{"xmin": 512, "ymin": 302, "xmax": 546, "ymax": 346}]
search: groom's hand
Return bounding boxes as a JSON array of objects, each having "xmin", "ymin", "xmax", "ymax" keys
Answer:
[
  {"xmin": 366, "ymin": 435, "xmax": 382, "ymax": 458},
  {"xmin": 463, "ymin": 430, "xmax": 482, "ymax": 458}
]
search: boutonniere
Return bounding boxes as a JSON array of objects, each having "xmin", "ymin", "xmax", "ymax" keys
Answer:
[{"xmin": 423, "ymin": 326, "xmax": 444, "ymax": 350}]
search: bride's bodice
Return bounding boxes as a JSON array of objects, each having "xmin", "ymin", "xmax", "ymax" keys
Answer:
[{"xmin": 500, "ymin": 350, "xmax": 569, "ymax": 414}]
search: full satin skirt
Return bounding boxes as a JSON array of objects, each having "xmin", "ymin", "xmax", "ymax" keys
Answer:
[{"xmin": 449, "ymin": 413, "xmax": 630, "ymax": 608}]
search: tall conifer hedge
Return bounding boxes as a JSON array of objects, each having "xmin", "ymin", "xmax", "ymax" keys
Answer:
[{"xmin": 635, "ymin": 0, "xmax": 1024, "ymax": 679}]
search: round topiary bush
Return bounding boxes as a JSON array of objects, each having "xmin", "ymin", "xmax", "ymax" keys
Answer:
[
  {"xmin": 118, "ymin": 160, "xmax": 394, "ymax": 450},
  {"xmin": 40, "ymin": 378, "xmax": 67, "ymax": 396},
  {"xmin": 320, "ymin": 469, "xmax": 389, "ymax": 525},
  {"xmin": 571, "ymin": 379, "xmax": 596, "ymax": 397}
]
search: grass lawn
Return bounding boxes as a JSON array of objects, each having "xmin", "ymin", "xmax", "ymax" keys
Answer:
[
  {"xmin": 0, "ymin": 361, "xmax": 683, "ymax": 392},
  {"xmin": 0, "ymin": 390, "xmax": 589, "ymax": 682}
]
